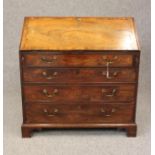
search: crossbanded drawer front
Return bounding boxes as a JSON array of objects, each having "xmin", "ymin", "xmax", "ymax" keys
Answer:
[
  {"xmin": 25, "ymin": 103, "xmax": 134, "ymax": 123},
  {"xmin": 21, "ymin": 53, "xmax": 133, "ymax": 67},
  {"xmin": 23, "ymin": 85, "xmax": 135, "ymax": 103},
  {"xmin": 23, "ymin": 68, "xmax": 136, "ymax": 83}
]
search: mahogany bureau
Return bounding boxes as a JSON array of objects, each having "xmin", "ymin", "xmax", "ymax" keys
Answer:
[{"xmin": 19, "ymin": 17, "xmax": 140, "ymax": 138}]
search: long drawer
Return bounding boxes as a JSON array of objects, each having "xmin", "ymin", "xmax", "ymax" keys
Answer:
[
  {"xmin": 21, "ymin": 53, "xmax": 133, "ymax": 67},
  {"xmin": 23, "ymin": 84, "xmax": 135, "ymax": 103},
  {"xmin": 23, "ymin": 68, "xmax": 136, "ymax": 83},
  {"xmin": 25, "ymin": 103, "xmax": 134, "ymax": 124}
]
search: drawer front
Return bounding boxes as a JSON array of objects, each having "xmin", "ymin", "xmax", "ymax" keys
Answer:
[
  {"xmin": 25, "ymin": 103, "xmax": 134, "ymax": 123},
  {"xmin": 23, "ymin": 68, "xmax": 136, "ymax": 83},
  {"xmin": 22, "ymin": 54, "xmax": 133, "ymax": 67},
  {"xmin": 23, "ymin": 85, "xmax": 135, "ymax": 103}
]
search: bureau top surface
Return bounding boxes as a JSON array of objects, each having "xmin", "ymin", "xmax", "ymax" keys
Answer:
[{"xmin": 20, "ymin": 17, "xmax": 140, "ymax": 51}]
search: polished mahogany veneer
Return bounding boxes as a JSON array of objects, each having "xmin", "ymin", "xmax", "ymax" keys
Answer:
[
  {"xmin": 25, "ymin": 103, "xmax": 135, "ymax": 124},
  {"xmin": 23, "ymin": 84, "xmax": 135, "ymax": 103},
  {"xmin": 23, "ymin": 68, "xmax": 136, "ymax": 83},
  {"xmin": 22, "ymin": 53, "xmax": 134, "ymax": 67},
  {"xmin": 19, "ymin": 17, "xmax": 140, "ymax": 137}
]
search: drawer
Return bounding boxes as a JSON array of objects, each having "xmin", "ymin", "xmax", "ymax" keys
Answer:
[
  {"xmin": 23, "ymin": 68, "xmax": 136, "ymax": 83},
  {"xmin": 25, "ymin": 103, "xmax": 134, "ymax": 123},
  {"xmin": 23, "ymin": 85, "xmax": 135, "ymax": 103},
  {"xmin": 22, "ymin": 53, "xmax": 133, "ymax": 67}
]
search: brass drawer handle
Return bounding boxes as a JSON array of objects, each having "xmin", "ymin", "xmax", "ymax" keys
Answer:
[
  {"xmin": 102, "ymin": 71, "xmax": 118, "ymax": 78},
  {"xmin": 106, "ymin": 62, "xmax": 113, "ymax": 79},
  {"xmin": 42, "ymin": 71, "xmax": 58, "ymax": 80},
  {"xmin": 102, "ymin": 88, "xmax": 117, "ymax": 97},
  {"xmin": 102, "ymin": 55, "xmax": 118, "ymax": 62},
  {"xmin": 100, "ymin": 108, "xmax": 116, "ymax": 117},
  {"xmin": 102, "ymin": 56, "xmax": 119, "ymax": 79},
  {"xmin": 41, "ymin": 56, "xmax": 57, "ymax": 63},
  {"xmin": 42, "ymin": 89, "xmax": 58, "ymax": 98},
  {"xmin": 43, "ymin": 108, "xmax": 59, "ymax": 117}
]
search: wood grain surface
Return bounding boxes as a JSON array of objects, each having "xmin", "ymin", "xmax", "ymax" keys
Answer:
[
  {"xmin": 23, "ymin": 84, "xmax": 135, "ymax": 103},
  {"xmin": 21, "ymin": 53, "xmax": 134, "ymax": 67},
  {"xmin": 20, "ymin": 17, "xmax": 140, "ymax": 51},
  {"xmin": 23, "ymin": 67, "xmax": 136, "ymax": 83},
  {"xmin": 25, "ymin": 103, "xmax": 135, "ymax": 124}
]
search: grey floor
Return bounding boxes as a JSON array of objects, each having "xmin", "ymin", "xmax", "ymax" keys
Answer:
[{"xmin": 4, "ymin": 0, "xmax": 150, "ymax": 155}]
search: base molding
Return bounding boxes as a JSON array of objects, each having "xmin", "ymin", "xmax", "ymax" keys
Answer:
[{"xmin": 21, "ymin": 123, "xmax": 137, "ymax": 138}]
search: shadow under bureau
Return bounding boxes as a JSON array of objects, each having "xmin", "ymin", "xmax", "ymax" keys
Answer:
[{"xmin": 19, "ymin": 17, "xmax": 140, "ymax": 137}]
